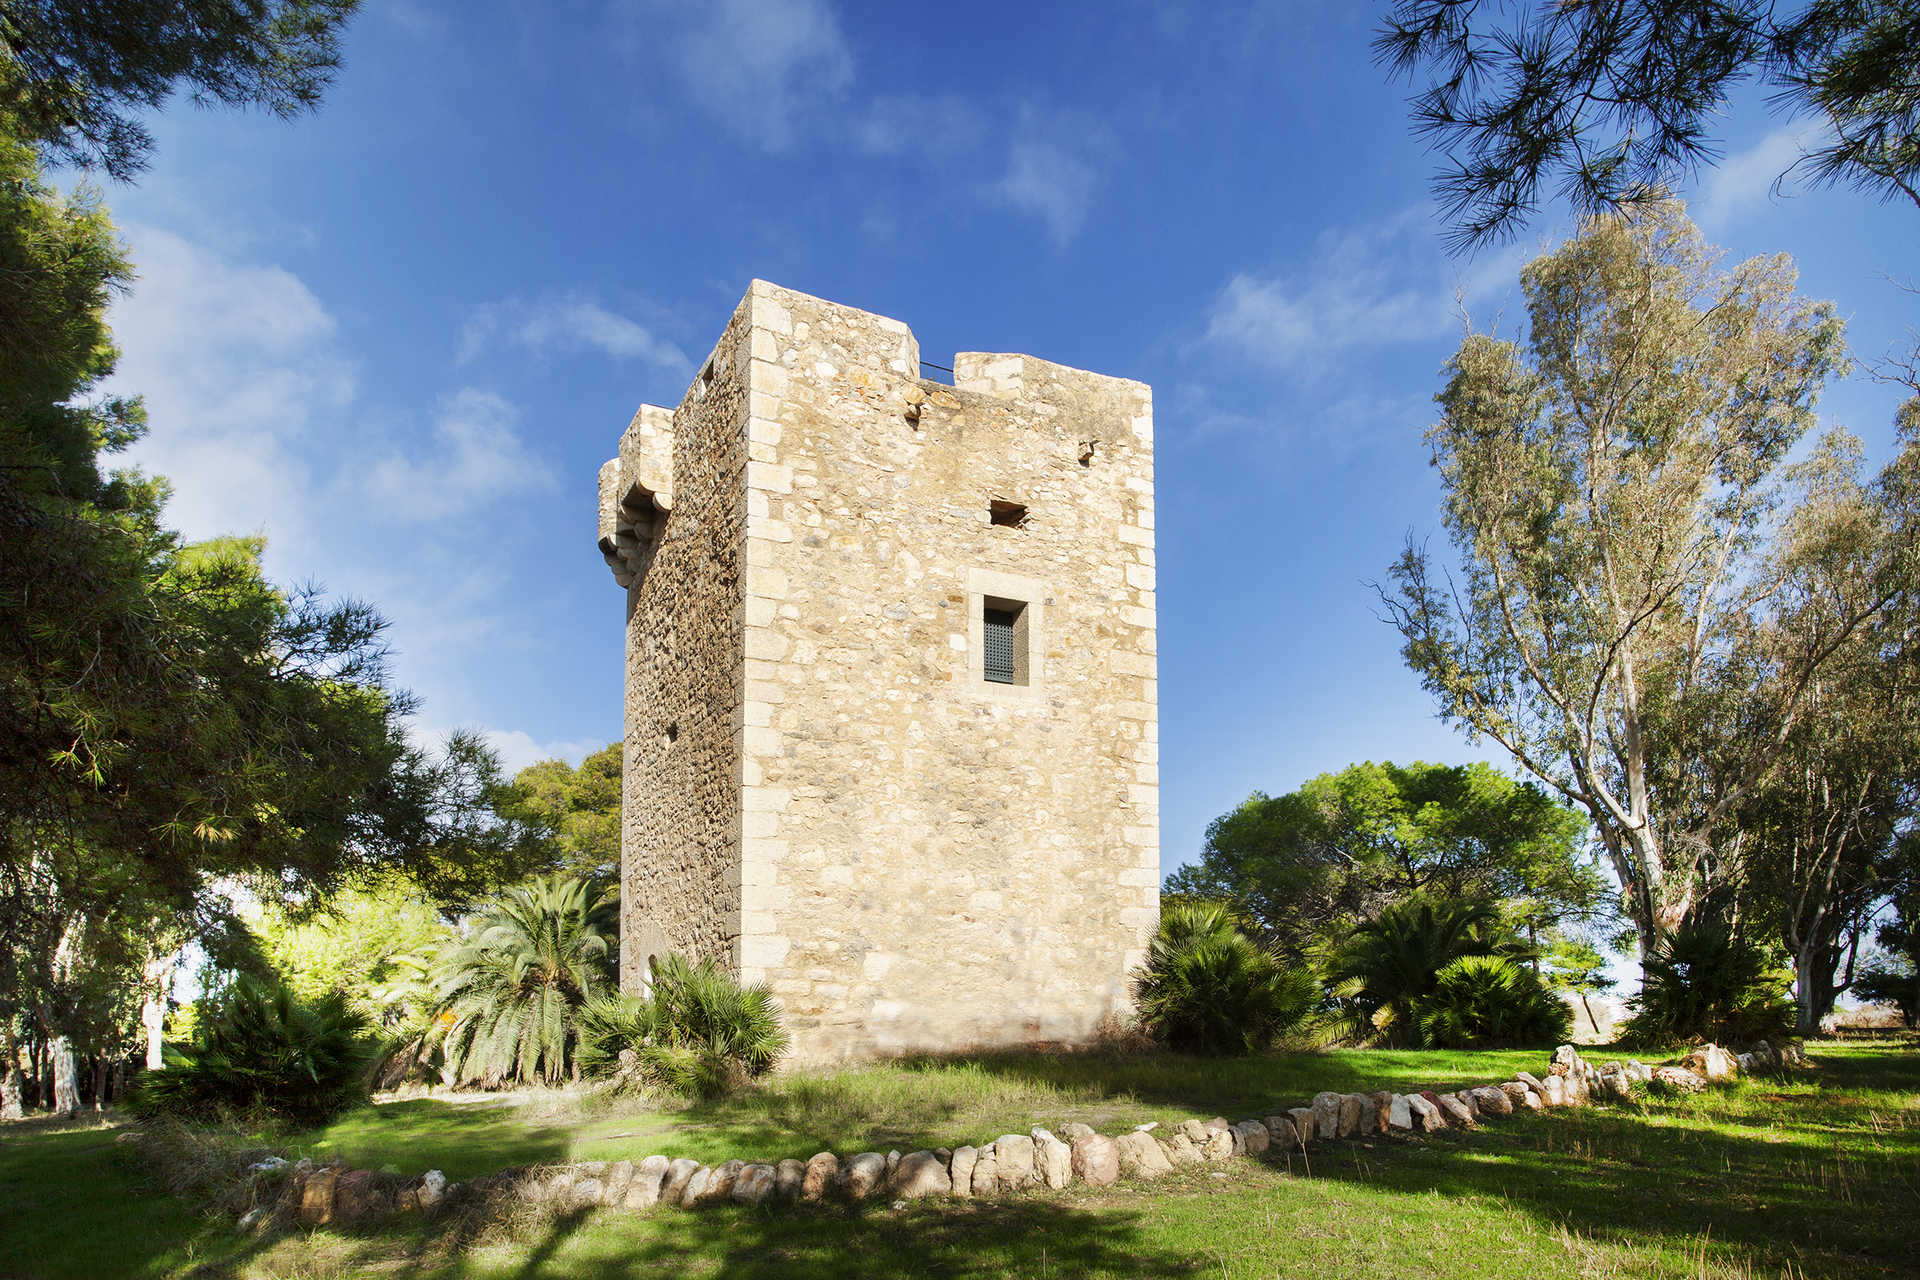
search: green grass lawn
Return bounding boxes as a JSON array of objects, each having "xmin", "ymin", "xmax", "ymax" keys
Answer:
[{"xmin": 1, "ymin": 1040, "xmax": 1915, "ymax": 1279}]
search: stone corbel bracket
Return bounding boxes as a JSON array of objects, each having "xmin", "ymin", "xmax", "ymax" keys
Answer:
[{"xmin": 598, "ymin": 405, "xmax": 675, "ymax": 588}]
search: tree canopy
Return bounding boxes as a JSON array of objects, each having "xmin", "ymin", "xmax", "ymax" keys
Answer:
[
  {"xmin": 502, "ymin": 744, "xmax": 622, "ymax": 881},
  {"xmin": 1376, "ymin": 0, "xmax": 1920, "ymax": 250},
  {"xmin": 1166, "ymin": 760, "xmax": 1601, "ymax": 961}
]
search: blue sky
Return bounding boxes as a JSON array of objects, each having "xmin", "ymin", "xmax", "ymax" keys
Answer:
[{"xmin": 95, "ymin": 1, "xmax": 1917, "ymax": 896}]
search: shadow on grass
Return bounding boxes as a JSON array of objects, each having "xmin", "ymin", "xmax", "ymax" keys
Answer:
[
  {"xmin": 311, "ymin": 1198, "xmax": 1204, "ymax": 1280},
  {"xmin": 1278, "ymin": 1045, "xmax": 1920, "ymax": 1275},
  {"xmin": 299, "ymin": 1099, "xmax": 583, "ymax": 1181}
]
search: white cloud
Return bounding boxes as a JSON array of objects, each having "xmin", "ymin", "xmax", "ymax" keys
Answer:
[
  {"xmin": 619, "ymin": 0, "xmax": 853, "ymax": 150},
  {"xmin": 854, "ymin": 92, "xmax": 987, "ymax": 156},
  {"xmin": 362, "ymin": 389, "xmax": 558, "ymax": 522},
  {"xmin": 1201, "ymin": 209, "xmax": 1527, "ymax": 376},
  {"xmin": 1693, "ymin": 125, "xmax": 1826, "ymax": 228},
  {"xmin": 459, "ymin": 296, "xmax": 690, "ymax": 370},
  {"xmin": 993, "ymin": 108, "xmax": 1115, "ymax": 243},
  {"xmin": 107, "ymin": 224, "xmax": 356, "ymax": 552}
]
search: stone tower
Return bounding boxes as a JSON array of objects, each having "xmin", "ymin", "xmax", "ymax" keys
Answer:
[{"xmin": 596, "ymin": 281, "xmax": 1159, "ymax": 1063}]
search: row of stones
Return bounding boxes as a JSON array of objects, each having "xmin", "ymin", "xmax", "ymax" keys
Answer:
[{"xmin": 271, "ymin": 1040, "xmax": 1800, "ymax": 1228}]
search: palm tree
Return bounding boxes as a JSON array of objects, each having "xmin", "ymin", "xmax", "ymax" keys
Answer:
[
  {"xmin": 1131, "ymin": 899, "xmax": 1318, "ymax": 1056},
  {"xmin": 1326, "ymin": 898, "xmax": 1504, "ymax": 1044},
  {"xmin": 432, "ymin": 875, "xmax": 617, "ymax": 1086}
]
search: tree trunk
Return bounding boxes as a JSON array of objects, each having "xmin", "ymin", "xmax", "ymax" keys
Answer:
[
  {"xmin": 0, "ymin": 1023, "xmax": 23, "ymax": 1121},
  {"xmin": 50, "ymin": 1035, "xmax": 79, "ymax": 1118},
  {"xmin": 1581, "ymin": 993, "xmax": 1601, "ymax": 1038},
  {"xmin": 141, "ymin": 945, "xmax": 176, "ymax": 1071},
  {"xmin": 92, "ymin": 1056, "xmax": 109, "ymax": 1110}
]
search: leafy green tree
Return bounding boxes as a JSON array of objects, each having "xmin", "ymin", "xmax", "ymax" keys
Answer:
[
  {"xmin": 503, "ymin": 744, "xmax": 622, "ymax": 880},
  {"xmin": 1, "ymin": 0, "xmax": 360, "ymax": 179},
  {"xmin": 1326, "ymin": 898, "xmax": 1511, "ymax": 1044},
  {"xmin": 1544, "ymin": 937, "xmax": 1618, "ymax": 1039},
  {"xmin": 432, "ymin": 875, "xmax": 617, "ymax": 1087},
  {"xmin": 1377, "ymin": 201, "xmax": 1908, "ymax": 964},
  {"xmin": 253, "ymin": 875, "xmax": 454, "ymax": 1029},
  {"xmin": 1131, "ymin": 899, "xmax": 1319, "ymax": 1056},
  {"xmin": 1376, "ymin": 0, "xmax": 1920, "ymax": 250},
  {"xmin": 1167, "ymin": 761, "xmax": 1600, "ymax": 962}
]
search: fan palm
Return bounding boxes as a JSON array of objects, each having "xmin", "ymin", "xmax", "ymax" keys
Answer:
[
  {"xmin": 1326, "ymin": 898, "xmax": 1504, "ymax": 1044},
  {"xmin": 1415, "ymin": 953, "xmax": 1573, "ymax": 1048},
  {"xmin": 433, "ymin": 875, "xmax": 617, "ymax": 1086},
  {"xmin": 579, "ymin": 953, "xmax": 789, "ymax": 1098},
  {"xmin": 1131, "ymin": 899, "xmax": 1319, "ymax": 1056}
]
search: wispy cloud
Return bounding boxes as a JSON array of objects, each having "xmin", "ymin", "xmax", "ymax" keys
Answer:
[
  {"xmin": 459, "ymin": 296, "xmax": 690, "ymax": 369},
  {"xmin": 854, "ymin": 92, "xmax": 987, "ymax": 156},
  {"xmin": 1201, "ymin": 208, "xmax": 1528, "ymax": 377},
  {"xmin": 1693, "ymin": 125, "xmax": 1826, "ymax": 228},
  {"xmin": 362, "ymin": 389, "xmax": 557, "ymax": 522},
  {"xmin": 993, "ymin": 107, "xmax": 1116, "ymax": 244},
  {"xmin": 617, "ymin": 0, "xmax": 853, "ymax": 150}
]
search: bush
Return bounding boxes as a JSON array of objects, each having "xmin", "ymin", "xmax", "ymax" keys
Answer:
[
  {"xmin": 579, "ymin": 953, "xmax": 789, "ymax": 1099},
  {"xmin": 1852, "ymin": 958, "xmax": 1918, "ymax": 1029},
  {"xmin": 1131, "ymin": 900, "xmax": 1319, "ymax": 1056},
  {"xmin": 1413, "ymin": 954, "xmax": 1573, "ymax": 1048},
  {"xmin": 1324, "ymin": 898, "xmax": 1509, "ymax": 1045},
  {"xmin": 1622, "ymin": 917, "xmax": 1794, "ymax": 1046},
  {"xmin": 126, "ymin": 975, "xmax": 374, "ymax": 1125}
]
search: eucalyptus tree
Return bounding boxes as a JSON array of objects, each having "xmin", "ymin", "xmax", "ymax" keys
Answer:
[{"xmin": 1378, "ymin": 200, "xmax": 1900, "ymax": 962}]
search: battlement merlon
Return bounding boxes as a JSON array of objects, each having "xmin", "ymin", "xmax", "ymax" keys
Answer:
[{"xmin": 597, "ymin": 404, "xmax": 674, "ymax": 588}]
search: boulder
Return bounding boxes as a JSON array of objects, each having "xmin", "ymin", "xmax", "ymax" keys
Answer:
[
  {"xmin": 677, "ymin": 1167, "xmax": 710, "ymax": 1208},
  {"xmin": 1199, "ymin": 1127, "xmax": 1235, "ymax": 1162},
  {"xmin": 1405, "ymin": 1093, "xmax": 1445, "ymax": 1132},
  {"xmin": 1370, "ymin": 1091, "xmax": 1396, "ymax": 1132},
  {"xmin": 1289, "ymin": 1107, "xmax": 1318, "ymax": 1143},
  {"xmin": 1161, "ymin": 1133, "xmax": 1202, "ymax": 1166},
  {"xmin": 1311, "ymin": 1092, "xmax": 1343, "ymax": 1139},
  {"xmin": 1115, "ymin": 1131, "xmax": 1172, "ymax": 1179},
  {"xmin": 995, "ymin": 1134, "xmax": 1038, "ymax": 1192},
  {"xmin": 335, "ymin": 1169, "xmax": 380, "ymax": 1221},
  {"xmin": 1550, "ymin": 1044, "xmax": 1584, "ymax": 1076},
  {"xmin": 1680, "ymin": 1044, "xmax": 1738, "ymax": 1082},
  {"xmin": 949, "ymin": 1146, "xmax": 977, "ymax": 1198},
  {"xmin": 1072, "ymin": 1134, "xmax": 1121, "ymax": 1185},
  {"xmin": 571, "ymin": 1177, "xmax": 606, "ymax": 1210},
  {"xmin": 843, "ymin": 1153, "xmax": 887, "ymax": 1200},
  {"xmin": 1516, "ymin": 1070, "xmax": 1547, "ymax": 1093},
  {"xmin": 417, "ymin": 1169, "xmax": 448, "ymax": 1211},
  {"xmin": 1437, "ymin": 1094, "xmax": 1475, "ymax": 1127},
  {"xmin": 1265, "ymin": 1115, "xmax": 1299, "ymax": 1148},
  {"xmin": 731, "ymin": 1164, "xmax": 777, "ymax": 1204},
  {"xmin": 970, "ymin": 1145, "xmax": 999, "ymax": 1197},
  {"xmin": 889, "ymin": 1151, "xmax": 950, "ymax": 1200},
  {"xmin": 1176, "ymin": 1118, "xmax": 1210, "ymax": 1144},
  {"xmin": 603, "ymin": 1161, "xmax": 634, "ymax": 1205},
  {"xmin": 702, "ymin": 1160, "xmax": 743, "ymax": 1204},
  {"xmin": 1454, "ymin": 1089, "xmax": 1480, "ymax": 1118},
  {"xmin": 1388, "ymin": 1095, "xmax": 1413, "ymax": 1130},
  {"xmin": 627, "ymin": 1156, "xmax": 670, "ymax": 1210},
  {"xmin": 1652, "ymin": 1065, "xmax": 1708, "ymax": 1094},
  {"xmin": 773, "ymin": 1158, "xmax": 806, "ymax": 1200},
  {"xmin": 1517, "ymin": 1088, "xmax": 1543, "ymax": 1111},
  {"xmin": 1499, "ymin": 1081, "xmax": 1530, "ymax": 1103},
  {"xmin": 1542, "ymin": 1075, "xmax": 1567, "ymax": 1106},
  {"xmin": 1061, "ymin": 1122, "xmax": 1096, "ymax": 1142},
  {"xmin": 800, "ymin": 1153, "xmax": 838, "ymax": 1201},
  {"xmin": 1473, "ymin": 1086, "xmax": 1513, "ymax": 1116},
  {"xmin": 1032, "ymin": 1130, "xmax": 1072, "ymax": 1190},
  {"xmin": 298, "ymin": 1165, "xmax": 339, "ymax": 1225},
  {"xmin": 1346, "ymin": 1093, "xmax": 1376, "ymax": 1136},
  {"xmin": 1233, "ymin": 1120, "xmax": 1269, "ymax": 1155}
]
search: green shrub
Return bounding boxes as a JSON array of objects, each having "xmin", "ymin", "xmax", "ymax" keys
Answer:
[
  {"xmin": 1413, "ymin": 954, "xmax": 1573, "ymax": 1048},
  {"xmin": 1325, "ymin": 898, "xmax": 1508, "ymax": 1045},
  {"xmin": 1131, "ymin": 900, "xmax": 1319, "ymax": 1056},
  {"xmin": 1622, "ymin": 917, "xmax": 1794, "ymax": 1046},
  {"xmin": 1854, "ymin": 958, "xmax": 1918, "ymax": 1028},
  {"xmin": 579, "ymin": 953, "xmax": 789, "ymax": 1099},
  {"xmin": 126, "ymin": 975, "xmax": 374, "ymax": 1125}
]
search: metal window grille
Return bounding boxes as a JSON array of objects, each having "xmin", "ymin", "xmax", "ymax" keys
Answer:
[{"xmin": 983, "ymin": 607, "xmax": 1017, "ymax": 683}]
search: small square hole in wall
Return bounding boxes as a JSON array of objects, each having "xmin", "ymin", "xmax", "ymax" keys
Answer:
[{"xmin": 990, "ymin": 499, "xmax": 1028, "ymax": 529}]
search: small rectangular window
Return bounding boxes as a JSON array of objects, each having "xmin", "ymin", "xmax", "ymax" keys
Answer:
[{"xmin": 981, "ymin": 596, "xmax": 1029, "ymax": 685}]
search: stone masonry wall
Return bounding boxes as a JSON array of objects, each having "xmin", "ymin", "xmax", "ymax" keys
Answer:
[
  {"xmin": 615, "ymin": 299, "xmax": 752, "ymax": 991},
  {"xmin": 733, "ymin": 282, "xmax": 1160, "ymax": 1062}
]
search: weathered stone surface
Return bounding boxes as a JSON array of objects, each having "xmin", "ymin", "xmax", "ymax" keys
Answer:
[
  {"xmin": 678, "ymin": 1167, "xmax": 711, "ymax": 1208},
  {"xmin": 1289, "ymin": 1107, "xmax": 1317, "ymax": 1143},
  {"xmin": 700, "ymin": 1160, "xmax": 743, "ymax": 1205},
  {"xmin": 1438, "ymin": 1095, "xmax": 1475, "ymax": 1127},
  {"xmin": 1175, "ymin": 1119, "xmax": 1210, "ymax": 1144},
  {"xmin": 1474, "ymin": 1086, "xmax": 1513, "ymax": 1116},
  {"xmin": 995, "ymin": 1135, "xmax": 1038, "ymax": 1192},
  {"xmin": 1198, "ymin": 1127, "xmax": 1235, "ymax": 1162},
  {"xmin": 889, "ymin": 1151, "xmax": 951, "ymax": 1200},
  {"xmin": 731, "ymin": 1164, "xmax": 777, "ymax": 1204},
  {"xmin": 1542, "ymin": 1075, "xmax": 1568, "ymax": 1106},
  {"xmin": 1370, "ymin": 1091, "xmax": 1396, "ymax": 1133},
  {"xmin": 605, "ymin": 281, "xmax": 1162, "ymax": 1064},
  {"xmin": 298, "ymin": 1165, "xmax": 339, "ymax": 1225},
  {"xmin": 662, "ymin": 1158, "xmax": 701, "ymax": 1206},
  {"xmin": 845, "ymin": 1153, "xmax": 888, "ymax": 1200},
  {"xmin": 604, "ymin": 1161, "xmax": 634, "ymax": 1205},
  {"xmin": 628, "ymin": 1156, "xmax": 669, "ymax": 1210},
  {"xmin": 1062, "ymin": 1122, "xmax": 1097, "ymax": 1142},
  {"xmin": 1161, "ymin": 1133, "xmax": 1202, "ymax": 1166},
  {"xmin": 1233, "ymin": 1121, "xmax": 1269, "ymax": 1155},
  {"xmin": 1265, "ymin": 1115, "xmax": 1299, "ymax": 1148},
  {"xmin": 800, "ymin": 1153, "xmax": 837, "ymax": 1201},
  {"xmin": 971, "ymin": 1145, "xmax": 999, "ymax": 1197},
  {"xmin": 417, "ymin": 1169, "xmax": 448, "ymax": 1210},
  {"xmin": 1344, "ymin": 1093, "xmax": 1374, "ymax": 1136},
  {"xmin": 1405, "ymin": 1093, "xmax": 1444, "ymax": 1132},
  {"xmin": 1116, "ymin": 1131, "xmax": 1173, "ymax": 1179},
  {"xmin": 1311, "ymin": 1092, "xmax": 1343, "ymax": 1139},
  {"xmin": 1454, "ymin": 1089, "xmax": 1480, "ymax": 1118},
  {"xmin": 572, "ymin": 1177, "xmax": 607, "ymax": 1210},
  {"xmin": 1681, "ymin": 1044, "xmax": 1738, "ymax": 1082},
  {"xmin": 1597, "ymin": 1071, "xmax": 1633, "ymax": 1102},
  {"xmin": 1652, "ymin": 1066, "xmax": 1708, "ymax": 1094},
  {"xmin": 774, "ymin": 1158, "xmax": 806, "ymax": 1200},
  {"xmin": 1551, "ymin": 1044, "xmax": 1582, "ymax": 1074},
  {"xmin": 1388, "ymin": 1095, "xmax": 1414, "ymax": 1130},
  {"xmin": 1516, "ymin": 1070, "xmax": 1547, "ymax": 1093},
  {"xmin": 1516, "ymin": 1089, "xmax": 1543, "ymax": 1112},
  {"xmin": 949, "ymin": 1147, "xmax": 977, "ymax": 1199},
  {"xmin": 1033, "ymin": 1131, "xmax": 1073, "ymax": 1190},
  {"xmin": 1072, "ymin": 1134, "xmax": 1121, "ymax": 1185}
]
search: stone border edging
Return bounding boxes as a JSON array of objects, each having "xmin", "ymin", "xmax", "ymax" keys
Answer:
[{"xmin": 242, "ymin": 1037, "xmax": 1807, "ymax": 1230}]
